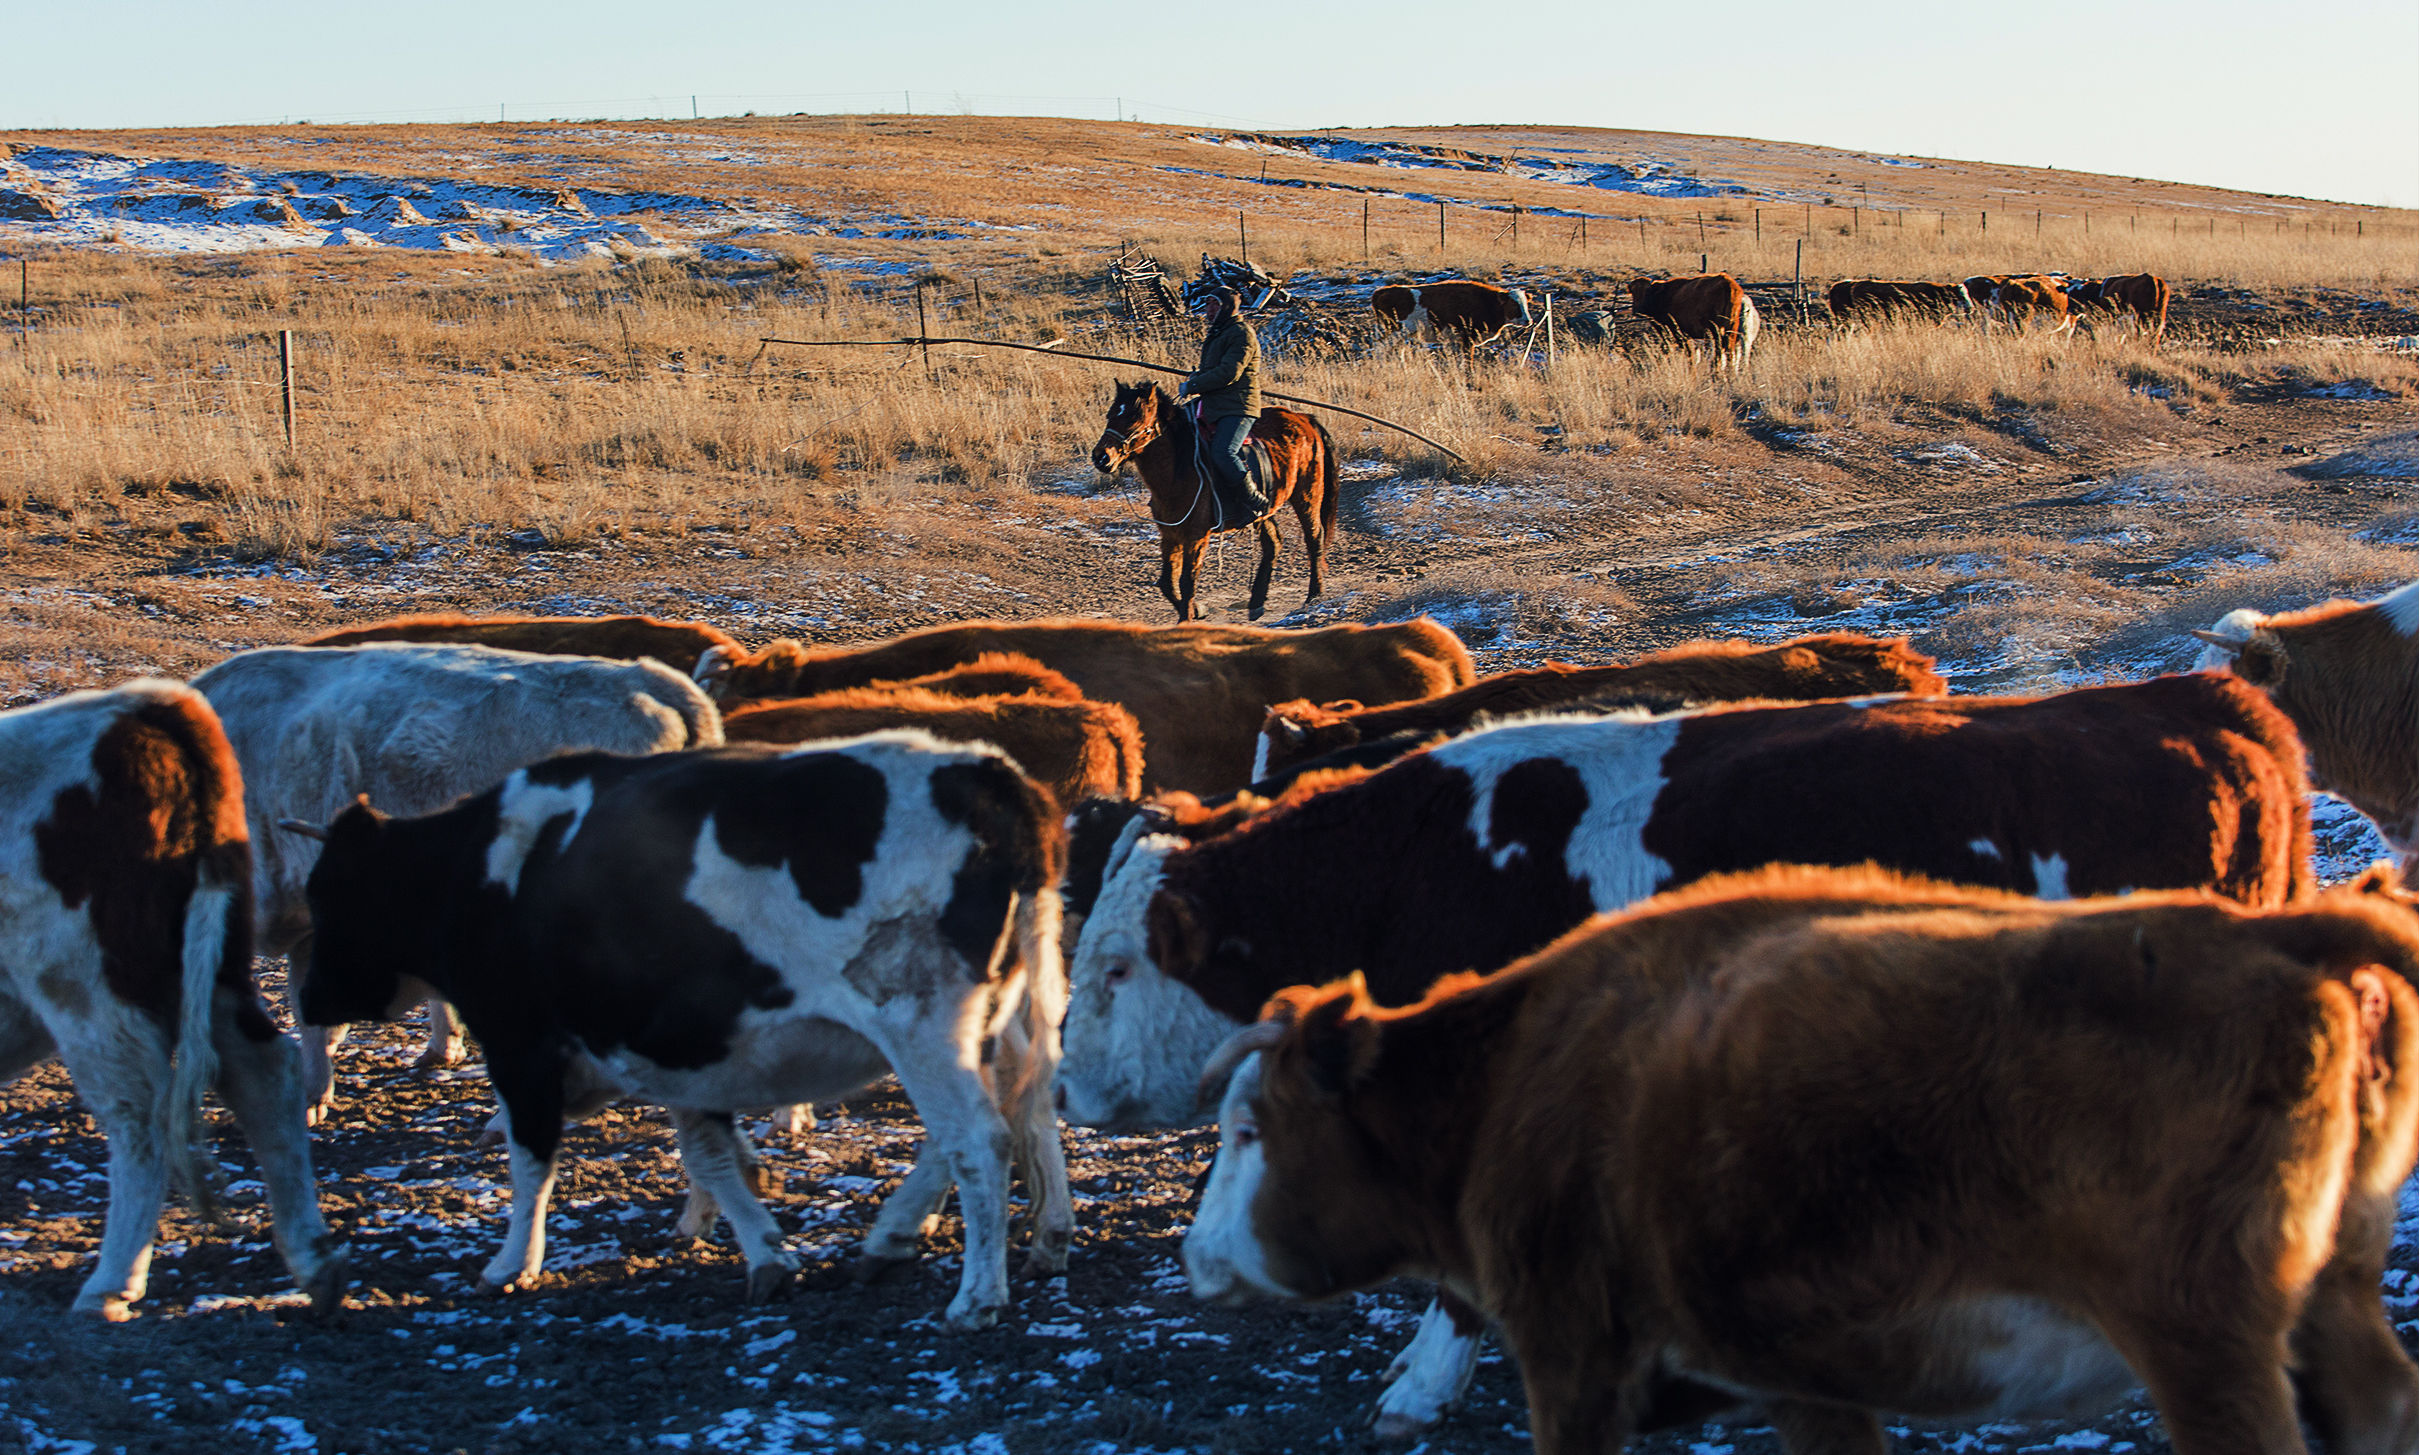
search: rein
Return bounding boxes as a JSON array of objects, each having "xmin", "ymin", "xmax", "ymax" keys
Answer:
[{"xmin": 1111, "ymin": 393, "xmax": 1225, "ymax": 533}]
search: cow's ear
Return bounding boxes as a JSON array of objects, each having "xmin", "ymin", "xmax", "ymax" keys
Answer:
[
  {"xmin": 1146, "ymin": 889, "xmax": 1209, "ymax": 975},
  {"xmin": 1293, "ymin": 979, "xmax": 1381, "ymax": 1098}
]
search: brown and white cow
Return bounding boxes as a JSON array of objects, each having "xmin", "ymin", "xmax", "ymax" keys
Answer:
[
  {"xmin": 193, "ymin": 643, "xmax": 722, "ymax": 1122},
  {"xmin": 2068, "ymin": 272, "xmax": 2172, "ymax": 347},
  {"xmin": 304, "ymin": 612, "xmax": 742, "ymax": 677},
  {"xmin": 697, "ymin": 618, "xmax": 1475, "ymax": 796},
  {"xmin": 1254, "ymin": 633, "xmax": 1947, "ymax": 780},
  {"xmin": 1826, "ymin": 278, "xmax": 1972, "ymax": 323},
  {"xmin": 1371, "ymin": 280, "xmax": 1533, "ymax": 345},
  {"xmin": 725, "ymin": 686, "xmax": 1146, "ymax": 808},
  {"xmin": 1187, "ymin": 864, "xmax": 2420, "ymax": 1455},
  {"xmin": 2198, "ymin": 581, "xmax": 2419, "ymax": 883},
  {"xmin": 1963, "ymin": 274, "xmax": 2075, "ymax": 335},
  {"xmin": 290, "ymin": 731, "xmax": 1068, "ymax": 1326},
  {"xmin": 0, "ymin": 681, "xmax": 345, "ymax": 1320},
  {"xmin": 1626, "ymin": 274, "xmax": 1759, "ymax": 369},
  {"xmin": 1062, "ymin": 671, "xmax": 2308, "ymax": 1433}
]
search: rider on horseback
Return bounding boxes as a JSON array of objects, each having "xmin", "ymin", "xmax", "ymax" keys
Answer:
[{"xmin": 1180, "ymin": 286, "xmax": 1275, "ymax": 526}]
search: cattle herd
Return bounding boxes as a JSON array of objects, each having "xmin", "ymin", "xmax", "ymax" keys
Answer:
[
  {"xmin": 2, "ymin": 580, "xmax": 2415, "ymax": 1453},
  {"xmin": 1369, "ymin": 269, "xmax": 2172, "ymax": 370}
]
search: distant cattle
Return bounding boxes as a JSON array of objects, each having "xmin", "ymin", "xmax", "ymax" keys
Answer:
[
  {"xmin": 1187, "ymin": 865, "xmax": 2420, "ymax": 1453},
  {"xmin": 1371, "ymin": 280, "xmax": 1533, "ymax": 344},
  {"xmin": 192, "ymin": 643, "xmax": 722, "ymax": 1122},
  {"xmin": 1627, "ymin": 273, "xmax": 1758, "ymax": 369},
  {"xmin": 2198, "ymin": 581, "xmax": 2419, "ymax": 883},
  {"xmin": 1963, "ymin": 274, "xmax": 2075, "ymax": 334},
  {"xmin": 290, "ymin": 732, "xmax": 1068, "ymax": 1325},
  {"xmin": 0, "ymin": 681, "xmax": 345, "ymax": 1320},
  {"xmin": 305, "ymin": 613, "xmax": 741, "ymax": 677},
  {"xmin": 698, "ymin": 618, "xmax": 1474, "ymax": 796},
  {"xmin": 2067, "ymin": 272, "xmax": 2172, "ymax": 347},
  {"xmin": 1826, "ymin": 278, "xmax": 1972, "ymax": 323},
  {"xmin": 1253, "ymin": 633, "xmax": 1947, "ymax": 780},
  {"xmin": 725, "ymin": 686, "xmax": 1146, "ymax": 808},
  {"xmin": 1061, "ymin": 671, "xmax": 2307, "ymax": 1435}
]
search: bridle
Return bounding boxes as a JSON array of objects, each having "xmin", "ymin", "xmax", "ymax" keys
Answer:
[{"xmin": 1100, "ymin": 392, "xmax": 1219, "ymax": 532}]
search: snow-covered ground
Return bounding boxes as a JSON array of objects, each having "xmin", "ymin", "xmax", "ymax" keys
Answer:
[{"xmin": 1193, "ymin": 132, "xmax": 1746, "ymax": 200}]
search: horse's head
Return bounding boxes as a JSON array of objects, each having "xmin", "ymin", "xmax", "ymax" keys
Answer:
[{"xmin": 1092, "ymin": 380, "xmax": 1165, "ymax": 475}]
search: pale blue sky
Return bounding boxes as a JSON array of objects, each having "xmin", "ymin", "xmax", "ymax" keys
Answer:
[{"xmin": 9, "ymin": 0, "xmax": 2415, "ymax": 207}]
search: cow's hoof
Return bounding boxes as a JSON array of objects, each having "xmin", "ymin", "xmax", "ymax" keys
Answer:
[
  {"xmin": 72, "ymin": 1295, "xmax": 138, "ymax": 1324},
  {"xmin": 1017, "ymin": 1238, "xmax": 1071, "ymax": 1280},
  {"xmin": 744, "ymin": 1263, "xmax": 795, "ymax": 1305},
  {"xmin": 943, "ymin": 1300, "xmax": 1003, "ymax": 1332},
  {"xmin": 411, "ymin": 1042, "xmax": 465, "ymax": 1073},
  {"xmin": 302, "ymin": 1247, "xmax": 351, "ymax": 1313},
  {"xmin": 1371, "ymin": 1412, "xmax": 1435, "ymax": 1442},
  {"xmin": 302, "ymin": 1097, "xmax": 334, "ymax": 1129}
]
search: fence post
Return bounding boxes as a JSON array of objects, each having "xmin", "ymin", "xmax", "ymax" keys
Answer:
[
  {"xmin": 1238, "ymin": 209, "xmax": 1248, "ymax": 268},
  {"xmin": 1696, "ymin": 211, "xmax": 1706, "ymax": 248},
  {"xmin": 1755, "ymin": 207, "xmax": 1761, "ymax": 243},
  {"xmin": 1639, "ymin": 216, "xmax": 1648, "ymax": 250},
  {"xmin": 1981, "ymin": 210, "xmax": 1988, "ymax": 234},
  {"xmin": 15, "ymin": 257, "xmax": 24, "ymax": 349},
  {"xmin": 278, "ymin": 328, "xmax": 296, "ymax": 450},
  {"xmin": 1362, "ymin": 199, "xmax": 1370, "ymax": 259},
  {"xmin": 1794, "ymin": 239, "xmax": 1804, "ymax": 326},
  {"xmin": 915, "ymin": 286, "xmax": 932, "ymax": 381},
  {"xmin": 1544, "ymin": 291, "xmax": 1556, "ymax": 373},
  {"xmin": 1438, "ymin": 201, "xmax": 1446, "ymax": 253},
  {"xmin": 1700, "ymin": 252, "xmax": 1708, "ymax": 275}
]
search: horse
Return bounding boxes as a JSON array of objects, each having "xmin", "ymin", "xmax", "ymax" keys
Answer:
[{"xmin": 1089, "ymin": 380, "xmax": 1338, "ymax": 622}]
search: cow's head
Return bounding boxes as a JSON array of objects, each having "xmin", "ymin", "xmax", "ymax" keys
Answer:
[
  {"xmin": 1625, "ymin": 277, "xmax": 1652, "ymax": 307},
  {"xmin": 1254, "ymin": 700, "xmax": 1361, "ymax": 780},
  {"xmin": 286, "ymin": 799, "xmax": 430, "ymax": 1029},
  {"xmin": 2191, "ymin": 609, "xmax": 2287, "ymax": 689},
  {"xmin": 1508, "ymin": 287, "xmax": 1533, "ymax": 328},
  {"xmin": 1183, "ymin": 976, "xmax": 1414, "ymax": 1305},
  {"xmin": 1057, "ymin": 827, "xmax": 1240, "ymax": 1130}
]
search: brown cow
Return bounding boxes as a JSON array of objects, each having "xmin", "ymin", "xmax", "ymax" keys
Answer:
[
  {"xmin": 1626, "ymin": 274, "xmax": 1758, "ymax": 368},
  {"xmin": 876, "ymin": 653, "xmax": 1083, "ymax": 703},
  {"xmin": 2069, "ymin": 271, "xmax": 2172, "ymax": 346},
  {"xmin": 724, "ymin": 687, "xmax": 1145, "ymax": 807},
  {"xmin": 303, "ymin": 612, "xmax": 740, "ymax": 675},
  {"xmin": 698, "ymin": 619, "xmax": 1475, "ymax": 796},
  {"xmin": 1963, "ymin": 274, "xmax": 2075, "ymax": 334},
  {"xmin": 2198, "ymin": 581, "xmax": 2419, "ymax": 882},
  {"xmin": 1371, "ymin": 280, "xmax": 1532, "ymax": 344},
  {"xmin": 1826, "ymin": 278, "xmax": 1972, "ymax": 323},
  {"xmin": 1254, "ymin": 633, "xmax": 1947, "ymax": 779},
  {"xmin": 1187, "ymin": 864, "xmax": 2420, "ymax": 1454}
]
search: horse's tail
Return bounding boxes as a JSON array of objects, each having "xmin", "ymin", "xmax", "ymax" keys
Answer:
[{"xmin": 1312, "ymin": 418, "xmax": 1340, "ymax": 551}]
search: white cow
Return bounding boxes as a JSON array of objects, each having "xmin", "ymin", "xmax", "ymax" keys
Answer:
[
  {"xmin": 191, "ymin": 643, "xmax": 722, "ymax": 1123},
  {"xmin": 0, "ymin": 680, "xmax": 345, "ymax": 1319}
]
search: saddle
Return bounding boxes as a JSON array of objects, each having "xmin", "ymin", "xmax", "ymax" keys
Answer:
[{"xmin": 1188, "ymin": 404, "xmax": 1275, "ymax": 532}]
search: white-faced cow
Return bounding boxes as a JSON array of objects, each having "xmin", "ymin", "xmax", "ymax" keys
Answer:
[
  {"xmin": 1187, "ymin": 865, "xmax": 2419, "ymax": 1455},
  {"xmin": 1370, "ymin": 280, "xmax": 1532, "ymax": 345},
  {"xmin": 0, "ymin": 681, "xmax": 345, "ymax": 1320},
  {"xmin": 2067, "ymin": 272, "xmax": 2172, "ymax": 347},
  {"xmin": 1963, "ymin": 274, "xmax": 2075, "ymax": 335},
  {"xmin": 290, "ymin": 732, "xmax": 1070, "ymax": 1328},
  {"xmin": 303, "ymin": 612, "xmax": 743, "ymax": 678},
  {"xmin": 697, "ymin": 617, "xmax": 1475, "ymax": 796},
  {"xmin": 1626, "ymin": 274, "xmax": 1759, "ymax": 369},
  {"xmin": 1061, "ymin": 672, "xmax": 2311, "ymax": 1434},
  {"xmin": 2198, "ymin": 581, "xmax": 2419, "ymax": 883},
  {"xmin": 191, "ymin": 643, "xmax": 722, "ymax": 1122}
]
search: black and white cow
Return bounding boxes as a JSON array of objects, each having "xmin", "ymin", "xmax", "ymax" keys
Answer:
[
  {"xmin": 192, "ymin": 642, "xmax": 722, "ymax": 1123},
  {"xmin": 1059, "ymin": 672, "xmax": 2314, "ymax": 1434},
  {"xmin": 287, "ymin": 730, "xmax": 1069, "ymax": 1328},
  {"xmin": 0, "ymin": 681, "xmax": 345, "ymax": 1319}
]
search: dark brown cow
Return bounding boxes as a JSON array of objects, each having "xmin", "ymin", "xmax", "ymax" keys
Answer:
[
  {"xmin": 1371, "ymin": 280, "xmax": 1532, "ymax": 344},
  {"xmin": 2199, "ymin": 581, "xmax": 2419, "ymax": 882},
  {"xmin": 1826, "ymin": 278, "xmax": 1972, "ymax": 323},
  {"xmin": 724, "ymin": 686, "xmax": 1146, "ymax": 807},
  {"xmin": 304, "ymin": 612, "xmax": 740, "ymax": 675},
  {"xmin": 1254, "ymin": 633, "xmax": 1947, "ymax": 779},
  {"xmin": 1187, "ymin": 864, "xmax": 2420, "ymax": 1454},
  {"xmin": 1626, "ymin": 273, "xmax": 1759, "ymax": 368},
  {"xmin": 698, "ymin": 618, "xmax": 1475, "ymax": 796},
  {"xmin": 2069, "ymin": 271, "xmax": 2172, "ymax": 346}
]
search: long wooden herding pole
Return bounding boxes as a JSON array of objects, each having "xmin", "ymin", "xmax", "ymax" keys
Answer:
[{"xmin": 758, "ymin": 334, "xmax": 1467, "ymax": 462}]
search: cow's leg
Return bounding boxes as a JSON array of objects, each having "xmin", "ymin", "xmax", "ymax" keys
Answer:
[
  {"xmin": 2288, "ymin": 1194, "xmax": 2417, "ymax": 1455},
  {"xmin": 991, "ymin": 1017, "xmax": 1071, "ymax": 1277},
  {"xmin": 879, "ymin": 1043, "xmax": 1016, "ymax": 1330},
  {"xmin": 669, "ymin": 1109, "xmax": 797, "ymax": 1303},
  {"xmin": 54, "ymin": 1027, "xmax": 171, "ymax": 1320},
  {"xmin": 283, "ymin": 937, "xmax": 343, "ymax": 1128},
  {"xmin": 1245, "ymin": 518, "xmax": 1280, "ymax": 621},
  {"xmin": 1503, "ymin": 1324, "xmax": 1645, "ymax": 1455},
  {"xmin": 1155, "ymin": 531, "xmax": 1185, "ymax": 618},
  {"xmin": 856, "ymin": 1143, "xmax": 954, "ymax": 1275},
  {"xmin": 2108, "ymin": 1321, "xmax": 2303, "ymax": 1455},
  {"xmin": 0, "ymin": 991, "xmax": 58, "ymax": 1081},
  {"xmin": 411, "ymin": 989, "xmax": 465, "ymax": 1072},
  {"xmin": 209, "ymin": 1004, "xmax": 346, "ymax": 1311},
  {"xmin": 1374, "ymin": 1293, "xmax": 1486, "ymax": 1437},
  {"xmin": 1768, "ymin": 1401, "xmax": 1887, "ymax": 1455},
  {"xmin": 480, "ymin": 1051, "xmax": 568, "ymax": 1292}
]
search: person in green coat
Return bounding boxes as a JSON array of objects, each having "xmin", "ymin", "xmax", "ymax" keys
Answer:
[{"xmin": 1180, "ymin": 287, "xmax": 1273, "ymax": 525}]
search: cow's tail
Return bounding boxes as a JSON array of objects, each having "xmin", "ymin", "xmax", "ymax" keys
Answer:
[
  {"xmin": 1737, "ymin": 295, "xmax": 1761, "ymax": 370},
  {"xmin": 167, "ymin": 868, "xmax": 238, "ymax": 1223},
  {"xmin": 1312, "ymin": 418, "xmax": 1341, "ymax": 551}
]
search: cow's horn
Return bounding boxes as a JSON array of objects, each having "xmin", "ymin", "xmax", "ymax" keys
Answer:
[
  {"xmin": 1194, "ymin": 1018, "xmax": 1289, "ymax": 1118},
  {"xmin": 276, "ymin": 818, "xmax": 331, "ymax": 842},
  {"xmin": 2189, "ymin": 628, "xmax": 2249, "ymax": 651}
]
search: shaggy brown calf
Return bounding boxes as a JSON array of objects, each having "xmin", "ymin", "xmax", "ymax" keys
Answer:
[
  {"xmin": 1188, "ymin": 865, "xmax": 2420, "ymax": 1455},
  {"xmin": 303, "ymin": 612, "xmax": 741, "ymax": 674},
  {"xmin": 699, "ymin": 618, "xmax": 1474, "ymax": 795},
  {"xmin": 724, "ymin": 687, "xmax": 1145, "ymax": 807},
  {"xmin": 1254, "ymin": 633, "xmax": 1946, "ymax": 778},
  {"xmin": 2199, "ymin": 582, "xmax": 2419, "ymax": 882}
]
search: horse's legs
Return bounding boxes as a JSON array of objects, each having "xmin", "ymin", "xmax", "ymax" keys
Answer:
[
  {"xmin": 1246, "ymin": 518, "xmax": 1280, "ymax": 620},
  {"xmin": 1155, "ymin": 530, "xmax": 1186, "ymax": 618},
  {"xmin": 1294, "ymin": 494, "xmax": 1325, "ymax": 603},
  {"xmin": 1176, "ymin": 538, "xmax": 1206, "ymax": 621}
]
